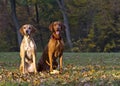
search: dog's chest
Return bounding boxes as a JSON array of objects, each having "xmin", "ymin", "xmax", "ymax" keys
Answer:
[
  {"xmin": 24, "ymin": 37, "xmax": 34, "ymax": 51},
  {"xmin": 25, "ymin": 41, "xmax": 34, "ymax": 51},
  {"xmin": 23, "ymin": 37, "xmax": 35, "ymax": 59},
  {"xmin": 54, "ymin": 40, "xmax": 64, "ymax": 57}
]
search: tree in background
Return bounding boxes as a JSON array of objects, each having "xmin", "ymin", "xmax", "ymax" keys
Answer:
[
  {"xmin": 85, "ymin": 0, "xmax": 120, "ymax": 52},
  {"xmin": 71, "ymin": 0, "xmax": 120, "ymax": 52},
  {"xmin": 56, "ymin": 0, "xmax": 73, "ymax": 49},
  {"xmin": 0, "ymin": 0, "xmax": 18, "ymax": 51},
  {"xmin": 10, "ymin": 0, "xmax": 22, "ymax": 47},
  {"xmin": 0, "ymin": 0, "xmax": 120, "ymax": 52}
]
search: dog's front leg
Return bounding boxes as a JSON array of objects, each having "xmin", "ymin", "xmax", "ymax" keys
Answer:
[
  {"xmin": 48, "ymin": 52, "xmax": 53, "ymax": 72},
  {"xmin": 59, "ymin": 55, "xmax": 63, "ymax": 73},
  {"xmin": 20, "ymin": 50, "xmax": 25, "ymax": 74},
  {"xmin": 32, "ymin": 51, "xmax": 37, "ymax": 74}
]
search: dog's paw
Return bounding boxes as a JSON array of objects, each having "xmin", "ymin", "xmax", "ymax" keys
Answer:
[{"xmin": 50, "ymin": 70, "xmax": 59, "ymax": 74}]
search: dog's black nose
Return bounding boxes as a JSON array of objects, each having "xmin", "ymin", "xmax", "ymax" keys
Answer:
[
  {"xmin": 26, "ymin": 30, "xmax": 28, "ymax": 33},
  {"xmin": 26, "ymin": 30, "xmax": 29, "ymax": 34}
]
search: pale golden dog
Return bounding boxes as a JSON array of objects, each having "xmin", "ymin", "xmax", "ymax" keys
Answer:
[{"xmin": 19, "ymin": 24, "xmax": 37, "ymax": 74}]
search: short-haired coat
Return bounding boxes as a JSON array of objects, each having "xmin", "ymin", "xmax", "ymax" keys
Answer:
[{"xmin": 19, "ymin": 24, "xmax": 37, "ymax": 74}]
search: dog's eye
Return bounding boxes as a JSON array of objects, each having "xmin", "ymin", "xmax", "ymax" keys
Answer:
[
  {"xmin": 29, "ymin": 27, "xmax": 31, "ymax": 30},
  {"xmin": 23, "ymin": 27, "xmax": 26, "ymax": 29}
]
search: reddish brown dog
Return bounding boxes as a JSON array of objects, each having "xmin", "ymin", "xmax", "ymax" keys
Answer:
[{"xmin": 37, "ymin": 21, "xmax": 65, "ymax": 73}]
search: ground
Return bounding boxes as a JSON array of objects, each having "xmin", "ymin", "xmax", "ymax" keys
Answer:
[{"xmin": 0, "ymin": 52, "xmax": 120, "ymax": 85}]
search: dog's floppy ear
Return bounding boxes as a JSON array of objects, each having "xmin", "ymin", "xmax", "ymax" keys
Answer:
[
  {"xmin": 31, "ymin": 25, "xmax": 37, "ymax": 34},
  {"xmin": 49, "ymin": 22, "xmax": 54, "ymax": 32},
  {"xmin": 19, "ymin": 26, "xmax": 24, "ymax": 36}
]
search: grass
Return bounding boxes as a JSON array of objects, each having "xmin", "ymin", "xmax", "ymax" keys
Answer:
[{"xmin": 0, "ymin": 52, "xmax": 120, "ymax": 85}]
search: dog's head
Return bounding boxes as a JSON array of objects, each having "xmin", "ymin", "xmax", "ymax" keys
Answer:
[
  {"xmin": 19, "ymin": 24, "xmax": 36, "ymax": 36},
  {"xmin": 49, "ymin": 21, "xmax": 65, "ymax": 35}
]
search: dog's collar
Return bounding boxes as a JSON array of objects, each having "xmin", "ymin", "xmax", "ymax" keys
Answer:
[{"xmin": 51, "ymin": 35, "xmax": 61, "ymax": 40}]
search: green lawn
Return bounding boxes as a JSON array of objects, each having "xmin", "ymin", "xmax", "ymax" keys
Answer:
[{"xmin": 0, "ymin": 52, "xmax": 120, "ymax": 85}]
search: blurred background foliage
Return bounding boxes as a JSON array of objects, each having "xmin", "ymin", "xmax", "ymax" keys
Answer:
[{"xmin": 0, "ymin": 0, "xmax": 120, "ymax": 52}]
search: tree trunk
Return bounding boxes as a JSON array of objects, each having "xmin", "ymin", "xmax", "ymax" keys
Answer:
[
  {"xmin": 35, "ymin": 3, "xmax": 44, "ymax": 50},
  {"xmin": 10, "ymin": 0, "xmax": 22, "ymax": 47},
  {"xmin": 56, "ymin": 0, "xmax": 73, "ymax": 49}
]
